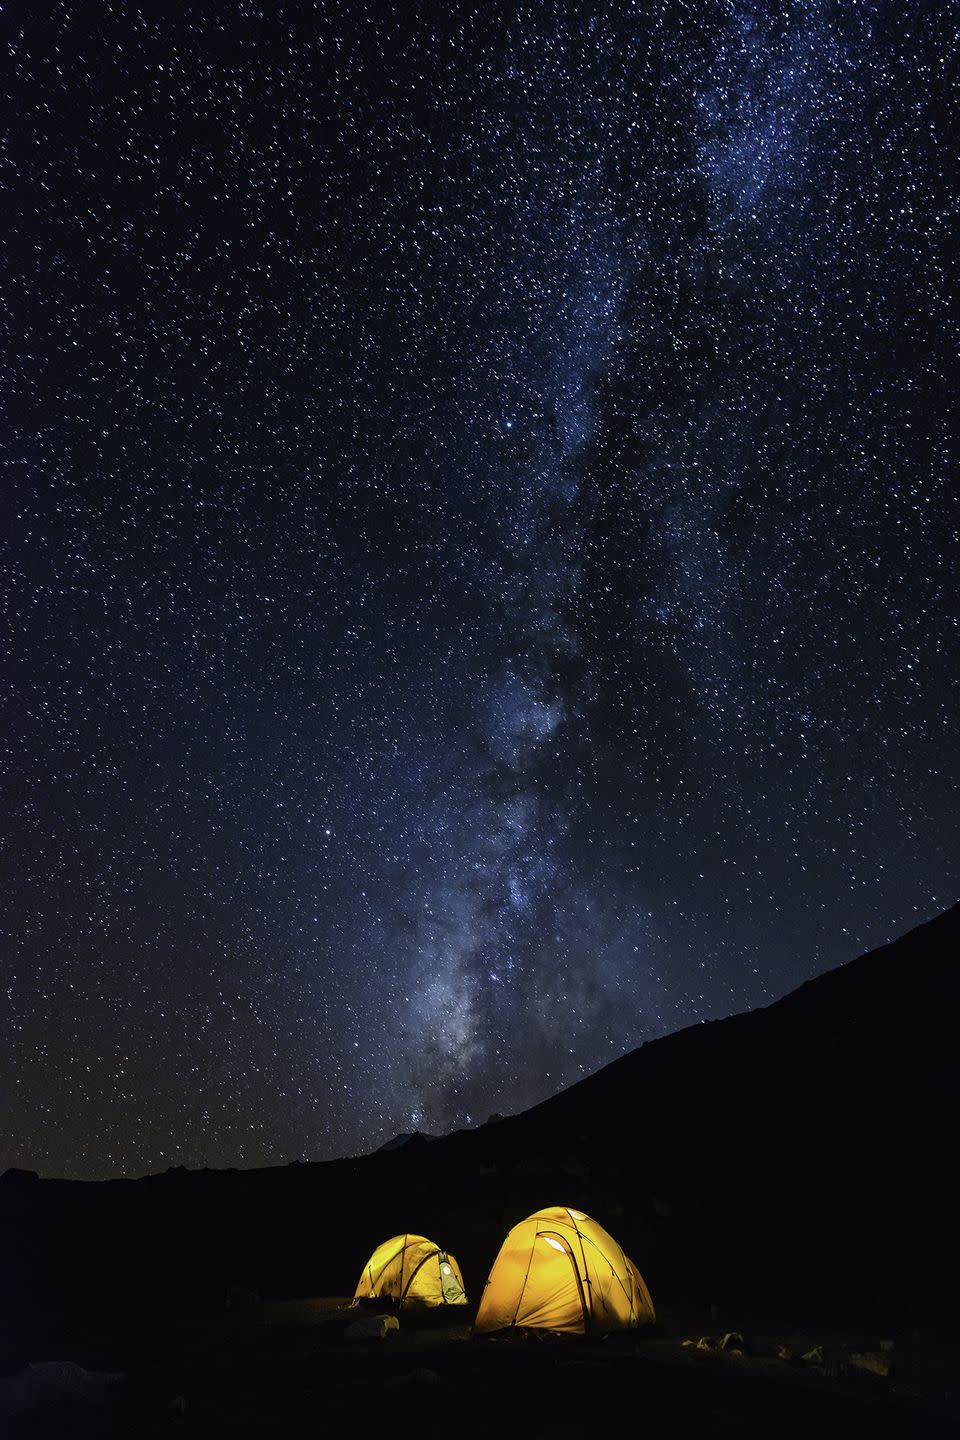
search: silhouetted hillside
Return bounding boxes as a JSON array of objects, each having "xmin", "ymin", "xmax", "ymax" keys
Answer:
[{"xmin": 4, "ymin": 905, "xmax": 958, "ymax": 1334}]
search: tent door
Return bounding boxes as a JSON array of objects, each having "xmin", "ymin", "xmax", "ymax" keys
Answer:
[
  {"xmin": 438, "ymin": 1253, "xmax": 466, "ymax": 1305},
  {"xmin": 524, "ymin": 1230, "xmax": 589, "ymax": 1332}
]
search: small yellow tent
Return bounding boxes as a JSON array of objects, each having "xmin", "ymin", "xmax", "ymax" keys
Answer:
[
  {"xmin": 354, "ymin": 1234, "xmax": 468, "ymax": 1308},
  {"xmin": 474, "ymin": 1206, "xmax": 654, "ymax": 1335}
]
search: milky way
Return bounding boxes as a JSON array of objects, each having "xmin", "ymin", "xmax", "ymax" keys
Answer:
[{"xmin": 2, "ymin": 2, "xmax": 957, "ymax": 1177}]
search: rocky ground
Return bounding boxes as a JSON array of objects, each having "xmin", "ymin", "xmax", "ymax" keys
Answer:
[{"xmin": 3, "ymin": 1297, "xmax": 958, "ymax": 1438}]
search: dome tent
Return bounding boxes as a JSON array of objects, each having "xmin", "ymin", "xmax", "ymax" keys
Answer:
[
  {"xmin": 354, "ymin": 1234, "xmax": 467, "ymax": 1309},
  {"xmin": 474, "ymin": 1206, "xmax": 654, "ymax": 1335}
]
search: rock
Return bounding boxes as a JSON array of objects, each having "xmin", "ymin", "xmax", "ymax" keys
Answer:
[
  {"xmin": 848, "ymin": 1351, "xmax": 892, "ymax": 1379},
  {"xmin": 686, "ymin": 1331, "xmax": 746, "ymax": 1357},
  {"xmin": 384, "ymin": 1368, "xmax": 442, "ymax": 1393},
  {"xmin": 738, "ymin": 1336, "xmax": 783, "ymax": 1359},
  {"xmin": 801, "ymin": 1345, "xmax": 824, "ymax": 1366},
  {"xmin": 720, "ymin": 1332, "xmax": 745, "ymax": 1354},
  {"xmin": 0, "ymin": 1362, "xmax": 125, "ymax": 1417},
  {"xmin": 345, "ymin": 1313, "xmax": 400, "ymax": 1341}
]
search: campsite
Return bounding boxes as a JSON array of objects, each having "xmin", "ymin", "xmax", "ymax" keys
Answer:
[
  {"xmin": 6, "ymin": 1, "xmax": 957, "ymax": 1432},
  {"xmin": 3, "ymin": 905, "xmax": 959, "ymax": 1435}
]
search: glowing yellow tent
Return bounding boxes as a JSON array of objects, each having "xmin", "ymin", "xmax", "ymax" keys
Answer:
[
  {"xmin": 474, "ymin": 1206, "xmax": 654, "ymax": 1334},
  {"xmin": 354, "ymin": 1234, "xmax": 468, "ymax": 1309}
]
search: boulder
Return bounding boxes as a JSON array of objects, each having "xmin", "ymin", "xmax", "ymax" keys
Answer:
[
  {"xmin": 847, "ymin": 1351, "xmax": 892, "ymax": 1379},
  {"xmin": 384, "ymin": 1368, "xmax": 442, "ymax": 1393},
  {"xmin": 719, "ymin": 1331, "xmax": 745, "ymax": 1354},
  {"xmin": 345, "ymin": 1313, "xmax": 399, "ymax": 1341},
  {"xmin": 0, "ymin": 1362, "xmax": 124, "ymax": 1417}
]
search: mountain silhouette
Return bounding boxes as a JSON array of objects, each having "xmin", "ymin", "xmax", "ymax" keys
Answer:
[{"xmin": 3, "ymin": 904, "xmax": 957, "ymax": 1334}]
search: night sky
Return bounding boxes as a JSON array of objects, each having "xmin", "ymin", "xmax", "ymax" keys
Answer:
[{"xmin": 3, "ymin": 2, "xmax": 957, "ymax": 1180}]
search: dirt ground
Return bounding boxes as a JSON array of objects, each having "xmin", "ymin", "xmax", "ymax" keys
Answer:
[{"xmin": 3, "ymin": 1297, "xmax": 958, "ymax": 1437}]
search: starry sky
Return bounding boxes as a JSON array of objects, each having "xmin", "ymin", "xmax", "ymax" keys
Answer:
[{"xmin": 2, "ymin": 1, "xmax": 957, "ymax": 1180}]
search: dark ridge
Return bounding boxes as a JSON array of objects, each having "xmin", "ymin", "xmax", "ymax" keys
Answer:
[{"xmin": 375, "ymin": 1131, "xmax": 436, "ymax": 1154}]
